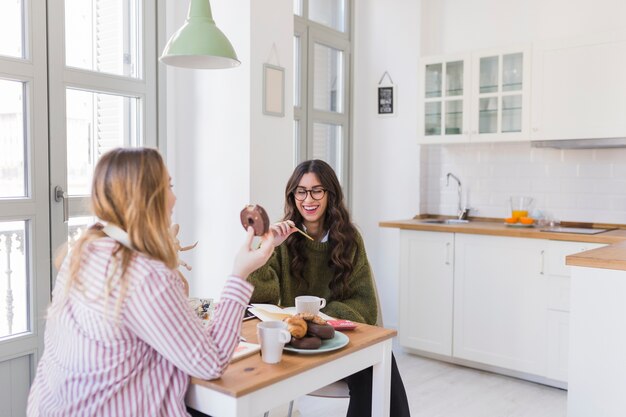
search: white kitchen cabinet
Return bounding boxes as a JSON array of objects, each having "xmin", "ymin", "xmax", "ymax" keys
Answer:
[
  {"xmin": 453, "ymin": 234, "xmax": 546, "ymax": 375},
  {"xmin": 543, "ymin": 241, "xmax": 605, "ymax": 382},
  {"xmin": 397, "ymin": 229, "xmax": 605, "ymax": 386},
  {"xmin": 399, "ymin": 230, "xmax": 454, "ymax": 355},
  {"xmin": 470, "ymin": 46, "xmax": 531, "ymax": 143},
  {"xmin": 418, "ymin": 54, "xmax": 471, "ymax": 144},
  {"xmin": 531, "ymin": 31, "xmax": 626, "ymax": 141},
  {"xmin": 418, "ymin": 46, "xmax": 529, "ymax": 144}
]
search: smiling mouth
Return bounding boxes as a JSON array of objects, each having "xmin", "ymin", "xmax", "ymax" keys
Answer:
[{"xmin": 303, "ymin": 205, "xmax": 318, "ymax": 213}]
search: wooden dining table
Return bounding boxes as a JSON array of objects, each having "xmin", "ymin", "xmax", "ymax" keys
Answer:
[{"xmin": 185, "ymin": 318, "xmax": 397, "ymax": 417}]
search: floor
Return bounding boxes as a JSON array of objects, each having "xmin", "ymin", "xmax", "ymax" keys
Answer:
[{"xmin": 273, "ymin": 342, "xmax": 567, "ymax": 417}]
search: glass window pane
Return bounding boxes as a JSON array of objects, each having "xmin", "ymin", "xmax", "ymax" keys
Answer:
[
  {"xmin": 445, "ymin": 61, "xmax": 463, "ymax": 97},
  {"xmin": 479, "ymin": 97, "xmax": 498, "ymax": 133},
  {"xmin": 502, "ymin": 95, "xmax": 522, "ymax": 133},
  {"xmin": 293, "ymin": 120, "xmax": 300, "ymax": 166},
  {"xmin": 293, "ymin": 0, "xmax": 303, "ymax": 16},
  {"xmin": 445, "ymin": 100, "xmax": 463, "ymax": 135},
  {"xmin": 425, "ymin": 64, "xmax": 442, "ymax": 98},
  {"xmin": 0, "ymin": 221, "xmax": 29, "ymax": 339},
  {"xmin": 309, "ymin": 0, "xmax": 346, "ymax": 32},
  {"xmin": 425, "ymin": 102, "xmax": 441, "ymax": 136},
  {"xmin": 65, "ymin": 0, "xmax": 140, "ymax": 78},
  {"xmin": 0, "ymin": 1, "xmax": 24, "ymax": 58},
  {"xmin": 312, "ymin": 122, "xmax": 343, "ymax": 182},
  {"xmin": 294, "ymin": 35, "xmax": 301, "ymax": 107},
  {"xmin": 480, "ymin": 56, "xmax": 499, "ymax": 93},
  {"xmin": 313, "ymin": 43, "xmax": 343, "ymax": 113},
  {"xmin": 66, "ymin": 89, "xmax": 140, "ymax": 196},
  {"xmin": 503, "ymin": 53, "xmax": 523, "ymax": 92},
  {"xmin": 0, "ymin": 80, "xmax": 26, "ymax": 198}
]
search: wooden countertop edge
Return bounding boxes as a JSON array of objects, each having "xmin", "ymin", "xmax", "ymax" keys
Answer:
[
  {"xmin": 380, "ymin": 218, "xmax": 626, "ymax": 272},
  {"xmin": 566, "ymin": 241, "xmax": 626, "ymax": 272}
]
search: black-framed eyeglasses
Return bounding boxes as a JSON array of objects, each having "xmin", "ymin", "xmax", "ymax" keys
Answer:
[{"xmin": 293, "ymin": 188, "xmax": 327, "ymax": 201}]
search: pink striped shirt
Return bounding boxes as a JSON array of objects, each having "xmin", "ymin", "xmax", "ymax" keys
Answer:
[{"xmin": 27, "ymin": 237, "xmax": 253, "ymax": 417}]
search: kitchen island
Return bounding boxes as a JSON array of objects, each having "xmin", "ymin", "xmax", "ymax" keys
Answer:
[
  {"xmin": 380, "ymin": 217, "xmax": 626, "ymax": 389},
  {"xmin": 566, "ymin": 241, "xmax": 626, "ymax": 417}
]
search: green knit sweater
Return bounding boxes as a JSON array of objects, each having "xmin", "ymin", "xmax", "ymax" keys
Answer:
[{"xmin": 247, "ymin": 230, "xmax": 378, "ymax": 325}]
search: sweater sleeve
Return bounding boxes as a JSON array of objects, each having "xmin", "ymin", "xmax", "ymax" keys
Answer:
[
  {"xmin": 124, "ymin": 269, "xmax": 252, "ymax": 380},
  {"xmin": 247, "ymin": 250, "xmax": 282, "ymax": 304},
  {"xmin": 323, "ymin": 233, "xmax": 378, "ymax": 326}
]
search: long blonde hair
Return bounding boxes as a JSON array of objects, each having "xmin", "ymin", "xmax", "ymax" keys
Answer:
[{"xmin": 57, "ymin": 147, "xmax": 178, "ymax": 318}]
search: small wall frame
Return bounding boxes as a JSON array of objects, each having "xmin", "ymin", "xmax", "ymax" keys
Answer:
[
  {"xmin": 378, "ymin": 85, "xmax": 395, "ymax": 116},
  {"xmin": 263, "ymin": 63, "xmax": 285, "ymax": 117}
]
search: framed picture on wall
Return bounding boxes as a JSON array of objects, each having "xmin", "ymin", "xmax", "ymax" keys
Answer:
[
  {"xmin": 378, "ymin": 85, "xmax": 395, "ymax": 115},
  {"xmin": 263, "ymin": 63, "xmax": 285, "ymax": 117}
]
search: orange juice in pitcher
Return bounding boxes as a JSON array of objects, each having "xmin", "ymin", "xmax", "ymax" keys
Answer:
[{"xmin": 509, "ymin": 196, "xmax": 533, "ymax": 221}]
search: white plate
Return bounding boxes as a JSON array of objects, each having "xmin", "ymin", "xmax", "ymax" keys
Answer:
[{"xmin": 284, "ymin": 331, "xmax": 349, "ymax": 354}]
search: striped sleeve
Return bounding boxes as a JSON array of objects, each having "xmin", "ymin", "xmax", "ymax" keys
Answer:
[{"xmin": 124, "ymin": 267, "xmax": 253, "ymax": 380}]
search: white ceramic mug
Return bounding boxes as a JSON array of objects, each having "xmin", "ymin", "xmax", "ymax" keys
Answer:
[
  {"xmin": 256, "ymin": 321, "xmax": 291, "ymax": 364},
  {"xmin": 295, "ymin": 295, "xmax": 327, "ymax": 315}
]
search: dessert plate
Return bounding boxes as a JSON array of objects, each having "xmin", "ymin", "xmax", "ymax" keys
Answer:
[{"xmin": 284, "ymin": 331, "xmax": 349, "ymax": 354}]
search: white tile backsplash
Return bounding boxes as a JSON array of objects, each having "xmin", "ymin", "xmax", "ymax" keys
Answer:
[{"xmin": 420, "ymin": 142, "xmax": 626, "ymax": 224}]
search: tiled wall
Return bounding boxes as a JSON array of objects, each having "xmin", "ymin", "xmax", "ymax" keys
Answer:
[{"xmin": 420, "ymin": 142, "xmax": 626, "ymax": 224}]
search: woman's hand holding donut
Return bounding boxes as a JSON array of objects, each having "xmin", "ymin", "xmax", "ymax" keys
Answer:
[
  {"xmin": 232, "ymin": 227, "xmax": 275, "ymax": 278},
  {"xmin": 269, "ymin": 221, "xmax": 298, "ymax": 247}
]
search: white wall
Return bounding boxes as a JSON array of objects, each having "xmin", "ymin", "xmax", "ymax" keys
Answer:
[
  {"xmin": 165, "ymin": 0, "xmax": 292, "ymax": 298},
  {"xmin": 420, "ymin": 0, "xmax": 626, "ymax": 224},
  {"xmin": 352, "ymin": 0, "xmax": 421, "ymax": 328},
  {"xmin": 250, "ymin": 1, "xmax": 294, "ymax": 223}
]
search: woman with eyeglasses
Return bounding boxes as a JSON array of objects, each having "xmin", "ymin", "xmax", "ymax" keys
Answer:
[{"xmin": 247, "ymin": 159, "xmax": 410, "ymax": 417}]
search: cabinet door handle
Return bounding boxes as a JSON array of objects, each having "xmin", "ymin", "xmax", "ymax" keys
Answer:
[
  {"xmin": 539, "ymin": 249, "xmax": 545, "ymax": 275},
  {"xmin": 445, "ymin": 242, "xmax": 451, "ymax": 265}
]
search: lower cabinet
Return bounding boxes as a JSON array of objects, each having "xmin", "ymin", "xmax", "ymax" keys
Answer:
[
  {"xmin": 399, "ymin": 230, "xmax": 453, "ymax": 356},
  {"xmin": 453, "ymin": 234, "xmax": 546, "ymax": 375},
  {"xmin": 398, "ymin": 230, "xmax": 604, "ymax": 386}
]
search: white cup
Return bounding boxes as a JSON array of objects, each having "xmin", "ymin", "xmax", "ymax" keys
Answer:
[
  {"xmin": 295, "ymin": 295, "xmax": 326, "ymax": 315},
  {"xmin": 256, "ymin": 321, "xmax": 291, "ymax": 364}
]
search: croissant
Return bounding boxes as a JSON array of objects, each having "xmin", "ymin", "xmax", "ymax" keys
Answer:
[{"xmin": 284, "ymin": 316, "xmax": 307, "ymax": 339}]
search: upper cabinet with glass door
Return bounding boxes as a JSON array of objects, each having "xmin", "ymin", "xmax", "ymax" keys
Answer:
[
  {"xmin": 418, "ymin": 55, "xmax": 471, "ymax": 144},
  {"xmin": 418, "ymin": 47, "xmax": 530, "ymax": 144},
  {"xmin": 470, "ymin": 47, "xmax": 530, "ymax": 142}
]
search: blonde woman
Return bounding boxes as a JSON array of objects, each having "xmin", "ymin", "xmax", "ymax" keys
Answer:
[{"xmin": 27, "ymin": 148, "xmax": 274, "ymax": 417}]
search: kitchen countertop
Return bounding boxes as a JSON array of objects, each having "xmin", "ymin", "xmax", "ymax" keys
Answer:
[
  {"xmin": 566, "ymin": 240, "xmax": 626, "ymax": 271},
  {"xmin": 380, "ymin": 216, "xmax": 626, "ymax": 271},
  {"xmin": 379, "ymin": 217, "xmax": 626, "ymax": 244}
]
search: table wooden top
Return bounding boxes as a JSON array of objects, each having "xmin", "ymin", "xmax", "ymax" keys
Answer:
[{"xmin": 190, "ymin": 319, "xmax": 397, "ymax": 398}]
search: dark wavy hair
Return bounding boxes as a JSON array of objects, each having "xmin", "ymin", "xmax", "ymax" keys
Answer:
[{"xmin": 283, "ymin": 160, "xmax": 357, "ymax": 300}]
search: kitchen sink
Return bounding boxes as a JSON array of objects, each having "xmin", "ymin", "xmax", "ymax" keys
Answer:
[{"xmin": 420, "ymin": 219, "xmax": 470, "ymax": 224}]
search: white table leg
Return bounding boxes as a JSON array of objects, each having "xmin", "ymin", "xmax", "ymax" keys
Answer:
[{"xmin": 371, "ymin": 339, "xmax": 393, "ymax": 417}]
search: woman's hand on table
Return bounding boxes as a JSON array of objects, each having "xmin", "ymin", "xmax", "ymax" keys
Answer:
[
  {"xmin": 232, "ymin": 227, "xmax": 275, "ymax": 278},
  {"xmin": 269, "ymin": 221, "xmax": 298, "ymax": 247}
]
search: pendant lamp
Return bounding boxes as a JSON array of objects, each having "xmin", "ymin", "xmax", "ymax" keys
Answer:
[{"xmin": 160, "ymin": 0, "xmax": 240, "ymax": 69}]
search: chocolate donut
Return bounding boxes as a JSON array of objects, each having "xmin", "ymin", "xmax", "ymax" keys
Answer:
[
  {"xmin": 306, "ymin": 322, "xmax": 335, "ymax": 340},
  {"xmin": 289, "ymin": 335, "xmax": 322, "ymax": 350},
  {"xmin": 240, "ymin": 204, "xmax": 270, "ymax": 236}
]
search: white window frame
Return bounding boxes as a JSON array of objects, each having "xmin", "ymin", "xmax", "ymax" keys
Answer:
[{"xmin": 294, "ymin": 0, "xmax": 352, "ymax": 195}]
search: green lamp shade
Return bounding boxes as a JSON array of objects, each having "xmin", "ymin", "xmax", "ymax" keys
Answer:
[{"xmin": 160, "ymin": 0, "xmax": 240, "ymax": 69}]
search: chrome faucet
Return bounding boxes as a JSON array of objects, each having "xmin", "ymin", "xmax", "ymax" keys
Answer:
[{"xmin": 446, "ymin": 172, "xmax": 470, "ymax": 220}]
